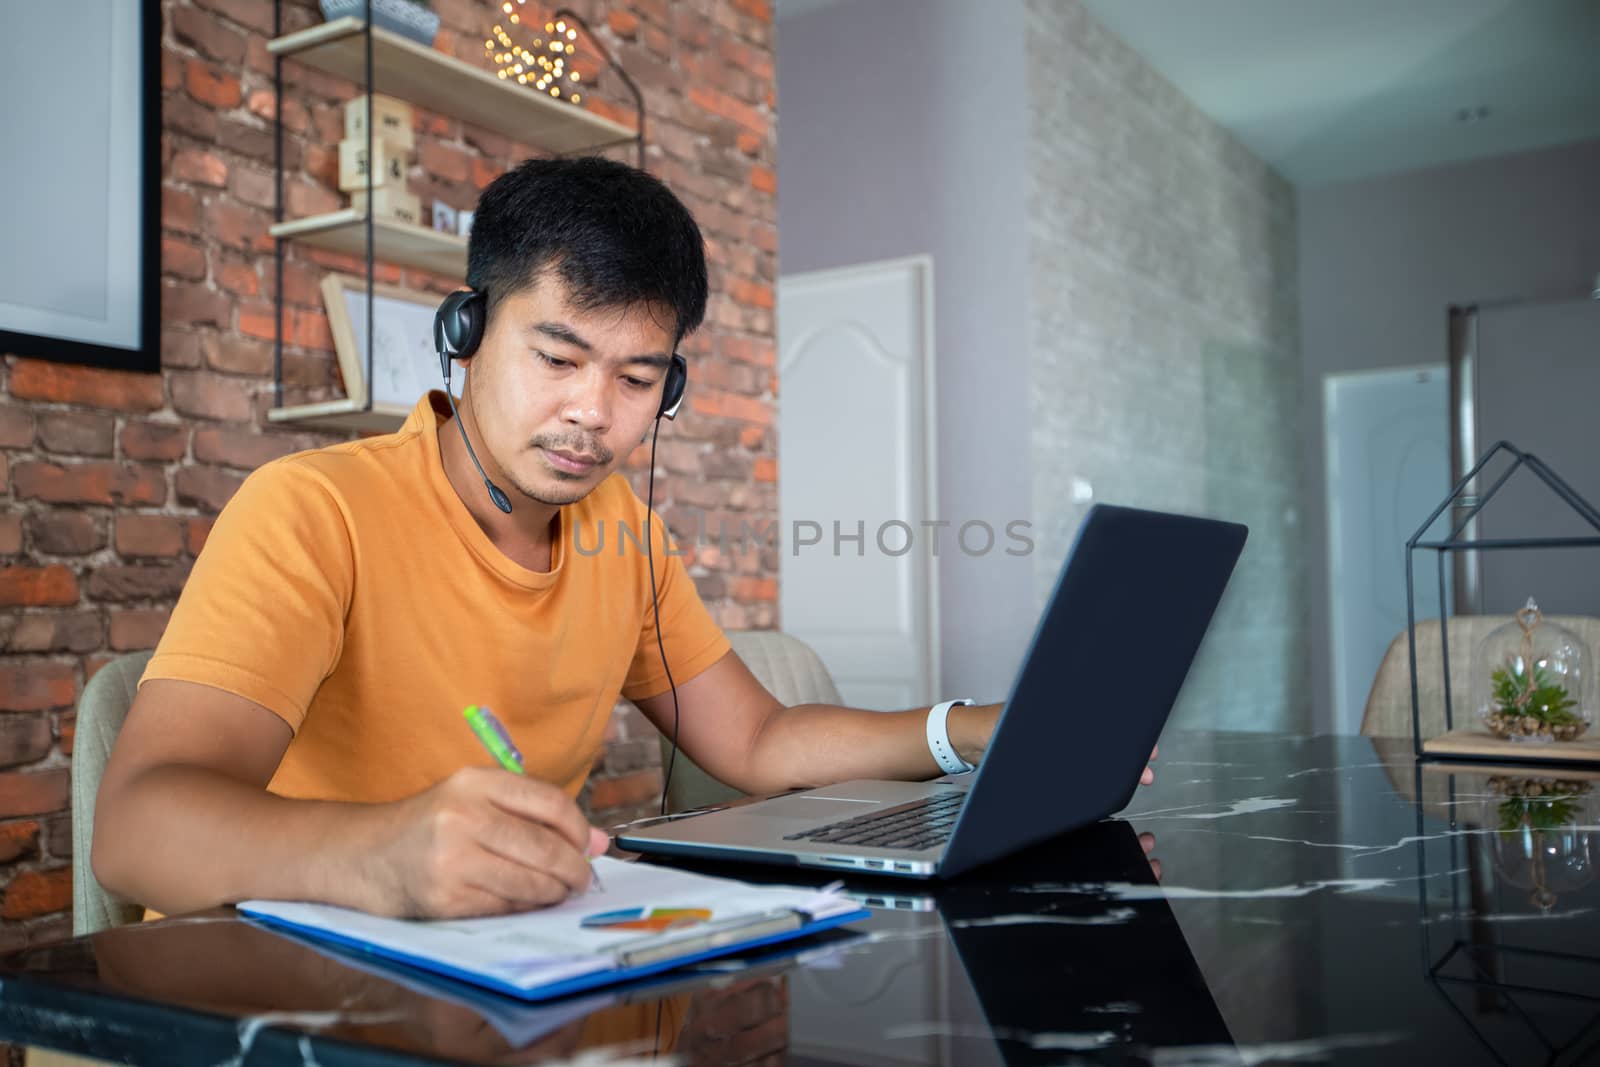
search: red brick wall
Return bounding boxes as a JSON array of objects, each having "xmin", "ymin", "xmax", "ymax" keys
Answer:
[{"xmin": 0, "ymin": 0, "xmax": 775, "ymax": 946}]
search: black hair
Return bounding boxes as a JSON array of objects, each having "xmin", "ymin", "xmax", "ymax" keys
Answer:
[{"xmin": 466, "ymin": 156, "xmax": 708, "ymax": 344}]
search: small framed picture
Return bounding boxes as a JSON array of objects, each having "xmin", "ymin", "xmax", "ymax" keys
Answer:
[
  {"xmin": 457, "ymin": 209, "xmax": 475, "ymax": 238},
  {"xmin": 320, "ymin": 274, "xmax": 463, "ymax": 409},
  {"xmin": 431, "ymin": 199, "xmax": 458, "ymax": 234}
]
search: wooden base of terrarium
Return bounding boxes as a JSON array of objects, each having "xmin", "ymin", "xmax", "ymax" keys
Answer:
[
  {"xmin": 1421, "ymin": 757, "xmax": 1600, "ymax": 782},
  {"xmin": 1424, "ymin": 726, "xmax": 1600, "ymax": 765}
]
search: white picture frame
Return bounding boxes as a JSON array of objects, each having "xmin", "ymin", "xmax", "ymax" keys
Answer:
[
  {"xmin": 0, "ymin": 1, "xmax": 159, "ymax": 373},
  {"xmin": 321, "ymin": 274, "xmax": 463, "ymax": 410},
  {"xmin": 432, "ymin": 200, "xmax": 459, "ymax": 235}
]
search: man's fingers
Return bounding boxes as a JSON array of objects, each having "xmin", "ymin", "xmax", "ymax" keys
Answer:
[
  {"xmin": 463, "ymin": 849, "xmax": 575, "ymax": 911},
  {"xmin": 1150, "ymin": 744, "xmax": 1158, "ymax": 761},
  {"xmin": 420, "ymin": 879, "xmax": 519, "ymax": 919},
  {"xmin": 474, "ymin": 810, "xmax": 594, "ymax": 896},
  {"xmin": 480, "ymin": 771, "xmax": 599, "ymax": 858},
  {"xmin": 1140, "ymin": 766, "xmax": 1155, "ymax": 786}
]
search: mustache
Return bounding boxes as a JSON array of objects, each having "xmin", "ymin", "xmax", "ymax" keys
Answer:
[{"xmin": 531, "ymin": 434, "xmax": 613, "ymax": 465}]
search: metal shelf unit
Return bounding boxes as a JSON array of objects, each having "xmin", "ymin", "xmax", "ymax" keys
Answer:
[{"xmin": 267, "ymin": 4, "xmax": 645, "ymax": 432}]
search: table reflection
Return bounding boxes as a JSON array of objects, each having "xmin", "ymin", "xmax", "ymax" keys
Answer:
[
  {"xmin": 13, "ymin": 915, "xmax": 797, "ymax": 1065},
  {"xmin": 1413, "ymin": 763, "xmax": 1600, "ymax": 1066}
]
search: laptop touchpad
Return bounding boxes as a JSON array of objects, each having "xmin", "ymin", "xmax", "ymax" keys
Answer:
[{"xmin": 747, "ymin": 796, "xmax": 880, "ymax": 820}]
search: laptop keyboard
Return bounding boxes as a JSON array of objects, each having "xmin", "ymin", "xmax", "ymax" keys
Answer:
[{"xmin": 782, "ymin": 791, "xmax": 966, "ymax": 851}]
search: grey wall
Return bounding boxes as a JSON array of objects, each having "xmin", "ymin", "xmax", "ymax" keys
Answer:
[
  {"xmin": 1299, "ymin": 138, "xmax": 1600, "ymax": 734},
  {"xmin": 780, "ymin": 0, "xmax": 1307, "ymax": 729},
  {"xmin": 1024, "ymin": 2, "xmax": 1306, "ymax": 732},
  {"xmin": 778, "ymin": 0, "xmax": 1037, "ymax": 702}
]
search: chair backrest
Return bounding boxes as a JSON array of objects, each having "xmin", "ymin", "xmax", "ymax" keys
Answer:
[
  {"xmin": 655, "ymin": 630, "xmax": 843, "ymax": 814},
  {"xmin": 71, "ymin": 650, "xmax": 153, "ymax": 935},
  {"xmin": 1360, "ymin": 615, "xmax": 1600, "ymax": 738}
]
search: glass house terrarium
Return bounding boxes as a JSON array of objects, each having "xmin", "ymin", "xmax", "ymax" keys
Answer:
[
  {"xmin": 1474, "ymin": 599, "xmax": 1591, "ymax": 743},
  {"xmin": 1406, "ymin": 441, "xmax": 1600, "ymax": 761}
]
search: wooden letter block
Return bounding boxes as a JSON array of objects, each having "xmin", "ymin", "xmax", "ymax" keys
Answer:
[
  {"xmin": 344, "ymin": 94, "xmax": 415, "ymax": 150},
  {"xmin": 348, "ymin": 186, "xmax": 423, "ymax": 227},
  {"xmin": 338, "ymin": 137, "xmax": 410, "ymax": 192}
]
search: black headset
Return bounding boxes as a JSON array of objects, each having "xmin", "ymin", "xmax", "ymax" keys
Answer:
[
  {"xmin": 433, "ymin": 288, "xmax": 687, "ymax": 513},
  {"xmin": 432, "ymin": 287, "xmax": 687, "ymax": 815},
  {"xmin": 435, "ymin": 290, "xmax": 686, "ymax": 415}
]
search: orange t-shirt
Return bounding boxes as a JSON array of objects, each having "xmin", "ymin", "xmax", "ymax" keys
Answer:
[{"xmin": 141, "ymin": 392, "xmax": 730, "ymax": 804}]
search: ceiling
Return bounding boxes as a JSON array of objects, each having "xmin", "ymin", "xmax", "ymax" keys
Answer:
[
  {"xmin": 777, "ymin": 0, "xmax": 1600, "ymax": 188},
  {"xmin": 1077, "ymin": 0, "xmax": 1600, "ymax": 186}
]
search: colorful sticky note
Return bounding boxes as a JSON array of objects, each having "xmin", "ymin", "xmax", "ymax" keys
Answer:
[{"xmin": 580, "ymin": 907, "xmax": 713, "ymax": 932}]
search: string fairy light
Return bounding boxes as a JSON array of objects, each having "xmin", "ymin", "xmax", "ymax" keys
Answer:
[{"xmin": 484, "ymin": 5, "xmax": 592, "ymax": 105}]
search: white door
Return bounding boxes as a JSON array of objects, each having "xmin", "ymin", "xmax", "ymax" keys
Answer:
[
  {"xmin": 778, "ymin": 256, "xmax": 938, "ymax": 710},
  {"xmin": 1324, "ymin": 365, "xmax": 1450, "ymax": 734}
]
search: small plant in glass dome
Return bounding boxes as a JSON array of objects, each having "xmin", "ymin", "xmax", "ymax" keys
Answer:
[{"xmin": 1476, "ymin": 599, "xmax": 1590, "ymax": 743}]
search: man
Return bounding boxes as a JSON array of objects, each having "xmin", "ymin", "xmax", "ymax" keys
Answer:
[{"xmin": 95, "ymin": 158, "xmax": 1152, "ymax": 921}]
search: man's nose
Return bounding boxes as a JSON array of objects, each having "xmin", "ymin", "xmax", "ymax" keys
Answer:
[{"xmin": 559, "ymin": 369, "xmax": 613, "ymax": 433}]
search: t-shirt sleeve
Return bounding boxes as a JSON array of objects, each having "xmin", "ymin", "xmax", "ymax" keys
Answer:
[
  {"xmin": 140, "ymin": 459, "xmax": 353, "ymax": 734},
  {"xmin": 621, "ymin": 504, "xmax": 731, "ymax": 702}
]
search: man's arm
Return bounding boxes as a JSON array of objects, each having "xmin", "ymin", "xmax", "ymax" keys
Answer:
[
  {"xmin": 633, "ymin": 651, "xmax": 1158, "ymax": 797},
  {"xmin": 94, "ymin": 679, "xmax": 607, "ymax": 919},
  {"xmin": 631, "ymin": 652, "xmax": 1001, "ymax": 796}
]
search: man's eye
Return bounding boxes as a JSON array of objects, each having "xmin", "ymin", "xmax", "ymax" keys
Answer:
[
  {"xmin": 537, "ymin": 352, "xmax": 571, "ymax": 369},
  {"xmin": 624, "ymin": 377, "xmax": 654, "ymax": 390}
]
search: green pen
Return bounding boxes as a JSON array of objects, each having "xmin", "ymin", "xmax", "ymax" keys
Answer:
[
  {"xmin": 463, "ymin": 704, "xmax": 525, "ymax": 774},
  {"xmin": 463, "ymin": 705, "xmax": 604, "ymax": 891}
]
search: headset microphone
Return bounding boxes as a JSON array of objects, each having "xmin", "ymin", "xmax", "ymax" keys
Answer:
[
  {"xmin": 434, "ymin": 289, "xmax": 512, "ymax": 514},
  {"xmin": 443, "ymin": 386, "xmax": 512, "ymax": 514}
]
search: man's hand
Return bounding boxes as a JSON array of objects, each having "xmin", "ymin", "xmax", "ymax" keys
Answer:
[
  {"xmin": 1140, "ymin": 743, "xmax": 1158, "ymax": 786},
  {"xmin": 360, "ymin": 767, "xmax": 609, "ymax": 919},
  {"xmin": 949, "ymin": 703, "xmax": 1004, "ymax": 767},
  {"xmin": 96, "ymin": 681, "xmax": 611, "ymax": 921}
]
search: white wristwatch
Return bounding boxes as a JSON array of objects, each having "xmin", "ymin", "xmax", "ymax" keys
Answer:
[{"xmin": 926, "ymin": 699, "xmax": 977, "ymax": 775}]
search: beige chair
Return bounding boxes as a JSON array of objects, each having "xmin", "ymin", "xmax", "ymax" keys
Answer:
[
  {"xmin": 71, "ymin": 650, "xmax": 153, "ymax": 935},
  {"xmin": 655, "ymin": 630, "xmax": 843, "ymax": 814},
  {"xmin": 1360, "ymin": 615, "xmax": 1600, "ymax": 738}
]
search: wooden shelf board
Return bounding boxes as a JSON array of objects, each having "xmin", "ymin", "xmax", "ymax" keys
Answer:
[
  {"xmin": 267, "ymin": 397, "xmax": 409, "ymax": 433},
  {"xmin": 1423, "ymin": 726, "xmax": 1600, "ymax": 765},
  {"xmin": 270, "ymin": 210, "xmax": 466, "ymax": 277},
  {"xmin": 268, "ymin": 18, "xmax": 637, "ymax": 153}
]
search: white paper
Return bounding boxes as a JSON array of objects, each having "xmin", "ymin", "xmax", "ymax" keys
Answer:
[{"xmin": 241, "ymin": 858, "xmax": 861, "ymax": 993}]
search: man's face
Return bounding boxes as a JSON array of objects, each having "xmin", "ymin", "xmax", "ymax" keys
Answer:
[{"xmin": 463, "ymin": 272, "xmax": 677, "ymax": 508}]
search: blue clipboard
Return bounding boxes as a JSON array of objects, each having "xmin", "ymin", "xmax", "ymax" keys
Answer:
[{"xmin": 239, "ymin": 902, "xmax": 868, "ymax": 1003}]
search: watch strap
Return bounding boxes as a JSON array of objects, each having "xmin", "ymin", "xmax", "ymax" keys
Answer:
[{"xmin": 927, "ymin": 699, "xmax": 977, "ymax": 775}]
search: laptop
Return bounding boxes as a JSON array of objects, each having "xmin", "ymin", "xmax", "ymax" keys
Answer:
[{"xmin": 618, "ymin": 504, "xmax": 1247, "ymax": 879}]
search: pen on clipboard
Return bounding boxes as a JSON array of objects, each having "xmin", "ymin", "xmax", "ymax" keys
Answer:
[
  {"xmin": 462, "ymin": 705, "xmax": 605, "ymax": 893},
  {"xmin": 606, "ymin": 909, "xmax": 807, "ymax": 968}
]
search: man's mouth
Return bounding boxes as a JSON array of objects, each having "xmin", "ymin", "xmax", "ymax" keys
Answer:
[{"xmin": 543, "ymin": 447, "xmax": 603, "ymax": 474}]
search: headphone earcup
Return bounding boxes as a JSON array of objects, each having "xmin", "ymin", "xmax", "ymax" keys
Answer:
[
  {"xmin": 434, "ymin": 290, "xmax": 487, "ymax": 377},
  {"xmin": 658, "ymin": 354, "xmax": 688, "ymax": 420}
]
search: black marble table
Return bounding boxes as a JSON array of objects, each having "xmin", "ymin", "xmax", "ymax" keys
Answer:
[{"xmin": 1, "ymin": 731, "xmax": 1596, "ymax": 1065}]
